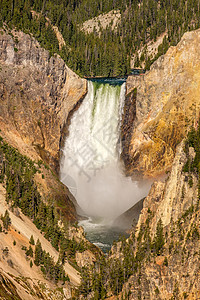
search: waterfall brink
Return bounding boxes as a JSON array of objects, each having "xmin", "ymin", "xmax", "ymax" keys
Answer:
[{"xmin": 60, "ymin": 80, "xmax": 150, "ymax": 221}]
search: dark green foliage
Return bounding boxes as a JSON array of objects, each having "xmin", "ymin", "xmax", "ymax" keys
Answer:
[
  {"xmin": 0, "ymin": 138, "xmax": 39, "ymax": 218},
  {"xmin": 153, "ymin": 219, "xmax": 165, "ymax": 255},
  {"xmin": 188, "ymin": 175, "xmax": 193, "ymax": 187},
  {"xmin": 13, "ymin": 240, "xmax": 16, "ymax": 246},
  {"xmin": 80, "ymin": 215, "xmax": 154, "ymax": 298},
  {"xmin": 80, "ymin": 257, "xmax": 108, "ymax": 298},
  {"xmin": 34, "ymin": 239, "xmax": 43, "ymax": 266},
  {"xmin": 34, "ymin": 238, "xmax": 67, "ymax": 283},
  {"xmin": 21, "ymin": 245, "xmax": 27, "ymax": 251},
  {"xmin": 29, "ymin": 235, "xmax": 35, "ymax": 245},
  {"xmin": 26, "ymin": 245, "xmax": 33, "ymax": 257},
  {"xmin": 191, "ymin": 224, "xmax": 200, "ymax": 241},
  {"xmin": 0, "ymin": 137, "xmax": 89, "ymax": 287},
  {"xmin": 1, "ymin": 210, "xmax": 11, "ymax": 230},
  {"xmin": 0, "ymin": 136, "xmax": 86, "ymax": 262},
  {"xmin": 163, "ymin": 256, "xmax": 168, "ymax": 267},
  {"xmin": 182, "ymin": 159, "xmax": 190, "ymax": 173},
  {"xmin": 183, "ymin": 122, "xmax": 200, "ymax": 198},
  {"xmin": 1, "ymin": 0, "xmax": 200, "ymax": 77},
  {"xmin": 155, "ymin": 287, "xmax": 160, "ymax": 295},
  {"xmin": 80, "ymin": 267, "xmax": 92, "ymax": 296}
]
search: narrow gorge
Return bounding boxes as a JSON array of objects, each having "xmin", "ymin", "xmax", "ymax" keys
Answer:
[
  {"xmin": 60, "ymin": 78, "xmax": 150, "ymax": 250},
  {"xmin": 1, "ymin": 19, "xmax": 200, "ymax": 300}
]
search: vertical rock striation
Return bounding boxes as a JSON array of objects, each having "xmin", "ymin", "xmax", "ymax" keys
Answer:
[
  {"xmin": 125, "ymin": 28, "xmax": 200, "ymax": 177},
  {"xmin": 110, "ymin": 141, "xmax": 200, "ymax": 299},
  {"xmin": 0, "ymin": 29, "xmax": 87, "ymax": 172},
  {"xmin": 109, "ymin": 28, "xmax": 200, "ymax": 299}
]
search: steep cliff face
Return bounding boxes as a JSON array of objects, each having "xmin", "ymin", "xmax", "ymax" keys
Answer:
[
  {"xmin": 102, "ymin": 28, "xmax": 200, "ymax": 300},
  {"xmin": 0, "ymin": 28, "xmax": 88, "ymax": 226},
  {"xmin": 137, "ymin": 142, "xmax": 198, "ymax": 232},
  {"xmin": 125, "ymin": 28, "xmax": 200, "ymax": 177},
  {"xmin": 0, "ymin": 29, "xmax": 87, "ymax": 172},
  {"xmin": 0, "ymin": 183, "xmax": 79, "ymax": 299},
  {"xmin": 109, "ymin": 139, "xmax": 200, "ymax": 299}
]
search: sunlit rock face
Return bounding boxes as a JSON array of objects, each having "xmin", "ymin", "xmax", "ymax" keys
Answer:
[
  {"xmin": 0, "ymin": 29, "xmax": 87, "ymax": 172},
  {"xmin": 125, "ymin": 29, "xmax": 200, "ymax": 177},
  {"xmin": 110, "ymin": 140, "xmax": 200, "ymax": 299}
]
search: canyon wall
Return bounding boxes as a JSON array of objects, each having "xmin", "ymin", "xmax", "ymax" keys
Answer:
[
  {"xmin": 113, "ymin": 28, "xmax": 200, "ymax": 299},
  {"xmin": 0, "ymin": 29, "xmax": 87, "ymax": 223},
  {"xmin": 0, "ymin": 29, "xmax": 87, "ymax": 172},
  {"xmin": 112, "ymin": 141, "xmax": 200, "ymax": 299},
  {"xmin": 125, "ymin": 28, "xmax": 200, "ymax": 177}
]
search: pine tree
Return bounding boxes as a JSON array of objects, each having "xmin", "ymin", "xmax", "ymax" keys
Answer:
[
  {"xmin": 1, "ymin": 210, "xmax": 11, "ymax": 230},
  {"xmin": 153, "ymin": 219, "xmax": 165, "ymax": 255},
  {"xmin": 30, "ymin": 260, "xmax": 33, "ymax": 268},
  {"xmin": 34, "ymin": 239, "xmax": 43, "ymax": 266},
  {"xmin": 26, "ymin": 245, "xmax": 33, "ymax": 257},
  {"xmin": 29, "ymin": 235, "xmax": 35, "ymax": 245}
]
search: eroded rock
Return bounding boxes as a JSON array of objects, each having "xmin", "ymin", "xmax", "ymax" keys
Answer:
[
  {"xmin": 0, "ymin": 29, "xmax": 87, "ymax": 172},
  {"xmin": 125, "ymin": 29, "xmax": 200, "ymax": 177}
]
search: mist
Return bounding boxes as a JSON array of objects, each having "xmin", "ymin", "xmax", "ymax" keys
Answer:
[
  {"xmin": 60, "ymin": 80, "xmax": 151, "ymax": 222},
  {"xmin": 61, "ymin": 161, "xmax": 151, "ymax": 220}
]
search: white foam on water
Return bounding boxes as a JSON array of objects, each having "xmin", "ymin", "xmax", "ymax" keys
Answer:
[{"xmin": 93, "ymin": 242, "xmax": 110, "ymax": 248}]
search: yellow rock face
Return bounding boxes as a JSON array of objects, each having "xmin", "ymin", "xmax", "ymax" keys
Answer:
[
  {"xmin": 126, "ymin": 29, "xmax": 200, "ymax": 177},
  {"xmin": 0, "ymin": 30, "xmax": 87, "ymax": 172}
]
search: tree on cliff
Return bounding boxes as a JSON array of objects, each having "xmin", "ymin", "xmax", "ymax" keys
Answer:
[
  {"xmin": 29, "ymin": 235, "xmax": 35, "ymax": 245},
  {"xmin": 153, "ymin": 219, "xmax": 165, "ymax": 255},
  {"xmin": 34, "ymin": 239, "xmax": 43, "ymax": 266},
  {"xmin": 1, "ymin": 210, "xmax": 11, "ymax": 230}
]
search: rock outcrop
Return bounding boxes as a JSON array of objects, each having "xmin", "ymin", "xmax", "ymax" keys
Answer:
[
  {"xmin": 113, "ymin": 198, "xmax": 144, "ymax": 229},
  {"xmin": 110, "ymin": 140, "xmax": 200, "ymax": 299},
  {"xmin": 125, "ymin": 28, "xmax": 200, "ymax": 177},
  {"xmin": 75, "ymin": 250, "xmax": 96, "ymax": 268},
  {"xmin": 0, "ymin": 29, "xmax": 87, "ymax": 172},
  {"xmin": 137, "ymin": 141, "xmax": 198, "ymax": 233}
]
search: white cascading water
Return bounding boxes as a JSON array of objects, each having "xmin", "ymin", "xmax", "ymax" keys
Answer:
[{"xmin": 60, "ymin": 80, "xmax": 150, "ymax": 222}]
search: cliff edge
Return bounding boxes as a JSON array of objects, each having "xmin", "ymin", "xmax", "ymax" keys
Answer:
[
  {"xmin": 124, "ymin": 28, "xmax": 200, "ymax": 177},
  {"xmin": 0, "ymin": 29, "xmax": 87, "ymax": 172}
]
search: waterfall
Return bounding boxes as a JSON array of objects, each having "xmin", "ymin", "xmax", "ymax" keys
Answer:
[{"xmin": 60, "ymin": 80, "xmax": 150, "ymax": 221}]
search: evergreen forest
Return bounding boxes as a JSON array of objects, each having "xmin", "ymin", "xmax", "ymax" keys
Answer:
[
  {"xmin": 1, "ymin": 0, "xmax": 200, "ymax": 77},
  {"xmin": 0, "ymin": 136, "xmax": 91, "ymax": 282}
]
